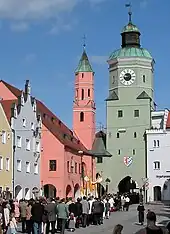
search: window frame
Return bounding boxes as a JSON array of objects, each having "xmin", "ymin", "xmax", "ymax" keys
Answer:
[
  {"xmin": 17, "ymin": 160, "xmax": 21, "ymax": 172},
  {"xmin": 26, "ymin": 139, "xmax": 31, "ymax": 151},
  {"xmin": 154, "ymin": 161, "xmax": 160, "ymax": 170},
  {"xmin": 97, "ymin": 157, "xmax": 103, "ymax": 163},
  {"xmin": 0, "ymin": 156, "xmax": 3, "ymax": 170},
  {"xmin": 134, "ymin": 109, "xmax": 139, "ymax": 117},
  {"xmin": 49, "ymin": 160, "xmax": 57, "ymax": 171},
  {"xmin": 118, "ymin": 110, "xmax": 123, "ymax": 118},
  {"xmin": 26, "ymin": 161, "xmax": 30, "ymax": 173},
  {"xmin": 2, "ymin": 131, "xmax": 6, "ymax": 144},
  {"xmin": 6, "ymin": 158, "xmax": 10, "ymax": 171}
]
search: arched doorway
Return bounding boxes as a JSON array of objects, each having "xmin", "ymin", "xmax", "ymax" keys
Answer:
[
  {"xmin": 66, "ymin": 185, "xmax": 72, "ymax": 198},
  {"xmin": 43, "ymin": 184, "xmax": 56, "ymax": 198},
  {"xmin": 154, "ymin": 186, "xmax": 161, "ymax": 201},
  {"xmin": 162, "ymin": 180, "xmax": 170, "ymax": 201},
  {"xmin": 74, "ymin": 184, "xmax": 80, "ymax": 200},
  {"xmin": 15, "ymin": 185, "xmax": 22, "ymax": 200},
  {"xmin": 25, "ymin": 188, "xmax": 30, "ymax": 200}
]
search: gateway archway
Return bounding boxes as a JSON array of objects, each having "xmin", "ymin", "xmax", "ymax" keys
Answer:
[{"xmin": 43, "ymin": 184, "xmax": 56, "ymax": 198}]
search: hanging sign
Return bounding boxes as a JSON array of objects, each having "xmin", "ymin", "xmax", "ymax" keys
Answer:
[{"xmin": 124, "ymin": 156, "xmax": 133, "ymax": 167}]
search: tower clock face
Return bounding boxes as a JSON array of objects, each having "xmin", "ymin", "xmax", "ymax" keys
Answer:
[{"xmin": 119, "ymin": 69, "xmax": 136, "ymax": 86}]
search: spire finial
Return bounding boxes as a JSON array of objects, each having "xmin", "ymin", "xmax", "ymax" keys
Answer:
[
  {"xmin": 125, "ymin": 3, "xmax": 132, "ymax": 23},
  {"xmin": 82, "ymin": 34, "xmax": 86, "ymax": 50}
]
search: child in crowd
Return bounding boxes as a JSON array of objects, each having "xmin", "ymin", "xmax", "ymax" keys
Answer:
[{"xmin": 8, "ymin": 213, "xmax": 17, "ymax": 234}]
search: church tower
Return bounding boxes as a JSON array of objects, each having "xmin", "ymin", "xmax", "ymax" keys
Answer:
[
  {"xmin": 99, "ymin": 7, "xmax": 155, "ymax": 193},
  {"xmin": 73, "ymin": 46, "xmax": 96, "ymax": 150}
]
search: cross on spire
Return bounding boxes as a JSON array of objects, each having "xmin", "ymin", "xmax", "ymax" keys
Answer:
[
  {"xmin": 82, "ymin": 34, "xmax": 86, "ymax": 50},
  {"xmin": 125, "ymin": 3, "xmax": 132, "ymax": 23}
]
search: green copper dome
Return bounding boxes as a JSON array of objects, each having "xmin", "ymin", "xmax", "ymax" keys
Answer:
[
  {"xmin": 122, "ymin": 23, "xmax": 140, "ymax": 33},
  {"xmin": 75, "ymin": 50, "xmax": 93, "ymax": 73},
  {"xmin": 109, "ymin": 47, "xmax": 152, "ymax": 60}
]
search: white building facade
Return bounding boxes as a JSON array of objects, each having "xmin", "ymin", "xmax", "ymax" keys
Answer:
[
  {"xmin": 11, "ymin": 81, "xmax": 42, "ymax": 200},
  {"xmin": 146, "ymin": 109, "xmax": 170, "ymax": 202}
]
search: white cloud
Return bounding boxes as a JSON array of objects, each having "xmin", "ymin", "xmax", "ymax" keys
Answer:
[
  {"xmin": 90, "ymin": 55, "xmax": 107, "ymax": 65},
  {"xmin": 0, "ymin": 0, "xmax": 78, "ymax": 20},
  {"xmin": 49, "ymin": 18, "xmax": 77, "ymax": 34},
  {"xmin": 10, "ymin": 22, "xmax": 29, "ymax": 32},
  {"xmin": 25, "ymin": 53, "xmax": 37, "ymax": 64}
]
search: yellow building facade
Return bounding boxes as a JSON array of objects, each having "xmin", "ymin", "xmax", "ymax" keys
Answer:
[{"xmin": 0, "ymin": 103, "xmax": 13, "ymax": 197}]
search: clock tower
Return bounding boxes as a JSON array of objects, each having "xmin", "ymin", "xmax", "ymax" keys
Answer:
[{"xmin": 98, "ymin": 9, "xmax": 155, "ymax": 193}]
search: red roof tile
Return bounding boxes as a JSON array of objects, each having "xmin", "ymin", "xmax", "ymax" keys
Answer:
[
  {"xmin": 166, "ymin": 111, "xmax": 170, "ymax": 129},
  {"xmin": 0, "ymin": 80, "xmax": 89, "ymax": 154},
  {"xmin": 1, "ymin": 99, "xmax": 17, "ymax": 123}
]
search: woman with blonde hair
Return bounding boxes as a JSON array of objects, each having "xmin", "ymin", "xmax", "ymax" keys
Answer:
[{"xmin": 113, "ymin": 224, "xmax": 123, "ymax": 234}]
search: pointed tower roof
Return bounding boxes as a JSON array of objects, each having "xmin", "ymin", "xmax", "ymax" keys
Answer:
[{"xmin": 75, "ymin": 49, "xmax": 93, "ymax": 73}]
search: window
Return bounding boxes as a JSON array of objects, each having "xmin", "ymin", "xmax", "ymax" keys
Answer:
[
  {"xmin": 81, "ymin": 89, "xmax": 84, "ymax": 100},
  {"xmin": 31, "ymin": 122, "xmax": 34, "ymax": 130},
  {"xmin": 35, "ymin": 142, "xmax": 40, "ymax": 152},
  {"xmin": 112, "ymin": 76, "xmax": 115, "ymax": 84},
  {"xmin": 6, "ymin": 158, "xmax": 10, "ymax": 171},
  {"xmin": 133, "ymin": 149, "xmax": 136, "ymax": 155},
  {"xmin": 118, "ymin": 149, "xmax": 121, "ymax": 155},
  {"xmin": 79, "ymin": 163, "xmax": 81, "ymax": 174},
  {"xmin": 17, "ymin": 136, "xmax": 22, "ymax": 148},
  {"xmin": 153, "ymin": 140, "xmax": 160, "ymax": 148},
  {"xmin": 26, "ymin": 139, "xmax": 30, "ymax": 151},
  {"xmin": 76, "ymin": 89, "xmax": 78, "ymax": 98},
  {"xmin": 34, "ymin": 163, "xmax": 38, "ymax": 174},
  {"xmin": 26, "ymin": 162, "xmax": 30, "ymax": 173},
  {"xmin": 0, "ymin": 157, "xmax": 3, "ymax": 170},
  {"xmin": 97, "ymin": 157, "xmax": 103, "ymax": 163},
  {"xmin": 2, "ymin": 131, "xmax": 6, "ymax": 144},
  {"xmin": 88, "ymin": 89, "xmax": 90, "ymax": 97},
  {"xmin": 143, "ymin": 75, "xmax": 146, "ymax": 83},
  {"xmin": 49, "ymin": 160, "xmax": 56, "ymax": 171},
  {"xmin": 117, "ymin": 133, "xmax": 120, "ymax": 138},
  {"xmin": 134, "ymin": 110, "xmax": 139, "ymax": 117},
  {"xmin": 80, "ymin": 112, "xmax": 84, "ymax": 122},
  {"xmin": 67, "ymin": 161, "xmax": 70, "ymax": 173},
  {"xmin": 75, "ymin": 162, "xmax": 77, "ymax": 173},
  {"xmin": 134, "ymin": 132, "xmax": 137, "ymax": 138},
  {"xmin": 82, "ymin": 73, "xmax": 84, "ymax": 78},
  {"xmin": 154, "ymin": 161, "xmax": 160, "ymax": 170},
  {"xmin": 17, "ymin": 160, "xmax": 21, "ymax": 171},
  {"xmin": 23, "ymin": 118, "xmax": 26, "ymax": 127},
  {"xmin": 118, "ymin": 110, "xmax": 123, "ymax": 118}
]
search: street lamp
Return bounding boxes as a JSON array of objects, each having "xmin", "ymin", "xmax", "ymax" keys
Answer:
[{"xmin": 105, "ymin": 178, "xmax": 111, "ymax": 194}]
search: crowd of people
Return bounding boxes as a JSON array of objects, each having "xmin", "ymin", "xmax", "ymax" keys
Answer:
[{"xmin": 0, "ymin": 193, "xmax": 131, "ymax": 234}]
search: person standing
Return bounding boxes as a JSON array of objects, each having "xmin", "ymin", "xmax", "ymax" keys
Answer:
[
  {"xmin": 81, "ymin": 197, "xmax": 89, "ymax": 228},
  {"xmin": 74, "ymin": 198, "xmax": 82, "ymax": 228},
  {"xmin": 31, "ymin": 200, "xmax": 44, "ymax": 234},
  {"xmin": 57, "ymin": 199, "xmax": 69, "ymax": 234},
  {"xmin": 137, "ymin": 202, "xmax": 145, "ymax": 225},
  {"xmin": 20, "ymin": 200, "xmax": 27, "ymax": 233},
  {"xmin": 45, "ymin": 199, "xmax": 57, "ymax": 234},
  {"xmin": 124, "ymin": 195, "xmax": 130, "ymax": 211}
]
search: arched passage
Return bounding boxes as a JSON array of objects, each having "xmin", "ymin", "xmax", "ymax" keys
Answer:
[
  {"xmin": 43, "ymin": 184, "xmax": 56, "ymax": 198},
  {"xmin": 25, "ymin": 188, "xmax": 30, "ymax": 200},
  {"xmin": 15, "ymin": 185, "xmax": 22, "ymax": 201},
  {"xmin": 74, "ymin": 184, "xmax": 80, "ymax": 200},
  {"xmin": 162, "ymin": 180, "xmax": 170, "ymax": 201},
  {"xmin": 66, "ymin": 185, "xmax": 72, "ymax": 198},
  {"xmin": 154, "ymin": 186, "xmax": 161, "ymax": 201},
  {"xmin": 118, "ymin": 176, "xmax": 137, "ymax": 194}
]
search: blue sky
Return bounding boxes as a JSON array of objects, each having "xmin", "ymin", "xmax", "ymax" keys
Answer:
[{"xmin": 0, "ymin": 0, "xmax": 169, "ymax": 131}]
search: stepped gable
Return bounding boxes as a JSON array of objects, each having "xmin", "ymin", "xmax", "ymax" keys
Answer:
[{"xmin": 0, "ymin": 80, "xmax": 89, "ymax": 154}]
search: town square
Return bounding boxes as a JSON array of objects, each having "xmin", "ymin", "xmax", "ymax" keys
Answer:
[{"xmin": 0, "ymin": 0, "xmax": 169, "ymax": 233}]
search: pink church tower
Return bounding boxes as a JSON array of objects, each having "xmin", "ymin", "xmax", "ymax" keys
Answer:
[{"xmin": 73, "ymin": 46, "xmax": 96, "ymax": 150}]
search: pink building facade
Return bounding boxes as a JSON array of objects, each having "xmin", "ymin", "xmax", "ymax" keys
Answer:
[{"xmin": 0, "ymin": 54, "xmax": 96, "ymax": 198}]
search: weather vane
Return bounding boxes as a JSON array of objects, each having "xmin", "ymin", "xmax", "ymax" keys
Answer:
[
  {"xmin": 125, "ymin": 2, "xmax": 132, "ymax": 23},
  {"xmin": 82, "ymin": 34, "xmax": 86, "ymax": 50}
]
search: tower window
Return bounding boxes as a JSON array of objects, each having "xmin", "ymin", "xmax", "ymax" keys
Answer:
[
  {"xmin": 82, "ymin": 73, "xmax": 84, "ymax": 78},
  {"xmin": 118, "ymin": 149, "xmax": 121, "ymax": 155},
  {"xmin": 97, "ymin": 157, "xmax": 103, "ymax": 164},
  {"xmin": 117, "ymin": 133, "xmax": 120, "ymax": 138},
  {"xmin": 133, "ymin": 149, "xmax": 136, "ymax": 155},
  {"xmin": 143, "ymin": 75, "xmax": 146, "ymax": 83},
  {"xmin": 76, "ymin": 89, "xmax": 78, "ymax": 98},
  {"xmin": 81, "ymin": 89, "xmax": 84, "ymax": 100},
  {"xmin": 80, "ymin": 112, "xmax": 84, "ymax": 122},
  {"xmin": 134, "ymin": 132, "xmax": 137, "ymax": 138},
  {"xmin": 88, "ymin": 89, "xmax": 90, "ymax": 97},
  {"xmin": 112, "ymin": 76, "xmax": 115, "ymax": 84},
  {"xmin": 134, "ymin": 110, "xmax": 139, "ymax": 117},
  {"xmin": 118, "ymin": 110, "xmax": 123, "ymax": 118}
]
